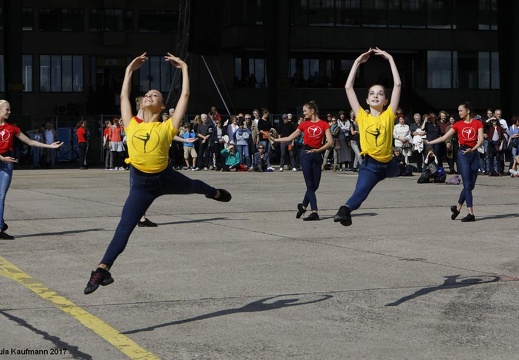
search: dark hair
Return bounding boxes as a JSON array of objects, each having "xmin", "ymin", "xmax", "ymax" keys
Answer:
[
  {"xmin": 261, "ymin": 108, "xmax": 269, "ymax": 115},
  {"xmin": 460, "ymin": 101, "xmax": 472, "ymax": 116},
  {"xmin": 303, "ymin": 100, "xmax": 319, "ymax": 115}
]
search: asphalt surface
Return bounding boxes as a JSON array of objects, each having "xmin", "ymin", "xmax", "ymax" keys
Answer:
[{"xmin": 1, "ymin": 166, "xmax": 519, "ymax": 360}]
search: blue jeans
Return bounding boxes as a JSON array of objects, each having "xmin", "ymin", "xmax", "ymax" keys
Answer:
[
  {"xmin": 0, "ymin": 161, "xmax": 14, "ymax": 230},
  {"xmin": 236, "ymin": 144, "xmax": 250, "ymax": 167},
  {"xmin": 345, "ymin": 156, "xmax": 399, "ymax": 211},
  {"xmin": 299, "ymin": 150, "xmax": 323, "ymax": 211},
  {"xmin": 456, "ymin": 149, "xmax": 479, "ymax": 208},
  {"xmin": 100, "ymin": 166, "xmax": 217, "ymax": 267}
]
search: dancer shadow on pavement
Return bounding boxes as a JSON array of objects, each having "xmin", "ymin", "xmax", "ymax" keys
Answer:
[
  {"xmin": 385, "ymin": 274, "xmax": 500, "ymax": 307},
  {"xmin": 123, "ymin": 294, "xmax": 333, "ymax": 334}
]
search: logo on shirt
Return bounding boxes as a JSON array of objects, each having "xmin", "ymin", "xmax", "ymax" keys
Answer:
[
  {"xmin": 132, "ymin": 129, "xmax": 160, "ymax": 154},
  {"xmin": 307, "ymin": 125, "xmax": 323, "ymax": 138},
  {"xmin": 365, "ymin": 123, "xmax": 386, "ymax": 147},
  {"xmin": 461, "ymin": 127, "xmax": 477, "ymax": 141},
  {"xmin": 0, "ymin": 129, "xmax": 11, "ymax": 142}
]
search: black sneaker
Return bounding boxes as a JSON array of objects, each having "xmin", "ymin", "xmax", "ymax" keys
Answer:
[
  {"xmin": 296, "ymin": 203, "xmax": 306, "ymax": 219},
  {"xmin": 303, "ymin": 212, "xmax": 320, "ymax": 221},
  {"xmin": 461, "ymin": 214, "xmax": 476, "ymax": 222},
  {"xmin": 84, "ymin": 268, "xmax": 114, "ymax": 295},
  {"xmin": 450, "ymin": 206, "xmax": 460, "ymax": 220},
  {"xmin": 0, "ymin": 231, "xmax": 14, "ymax": 240},
  {"xmin": 138, "ymin": 218, "xmax": 158, "ymax": 227},
  {"xmin": 334, "ymin": 206, "xmax": 352, "ymax": 226},
  {"xmin": 2, "ymin": 222, "xmax": 7, "ymax": 232},
  {"xmin": 206, "ymin": 189, "xmax": 232, "ymax": 202}
]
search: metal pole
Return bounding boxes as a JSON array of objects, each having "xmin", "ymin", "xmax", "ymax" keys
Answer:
[{"xmin": 201, "ymin": 55, "xmax": 231, "ymax": 116}]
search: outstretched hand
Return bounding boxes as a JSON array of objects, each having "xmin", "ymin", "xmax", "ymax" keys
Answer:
[
  {"xmin": 356, "ymin": 48, "xmax": 374, "ymax": 64},
  {"xmin": 128, "ymin": 53, "xmax": 148, "ymax": 71},
  {"xmin": 165, "ymin": 53, "xmax": 187, "ymax": 69},
  {"xmin": 50, "ymin": 141, "xmax": 64, "ymax": 149},
  {"xmin": 372, "ymin": 47, "xmax": 393, "ymax": 61}
]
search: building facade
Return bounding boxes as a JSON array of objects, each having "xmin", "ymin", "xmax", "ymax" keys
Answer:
[{"xmin": 0, "ymin": 0, "xmax": 505, "ymax": 131}]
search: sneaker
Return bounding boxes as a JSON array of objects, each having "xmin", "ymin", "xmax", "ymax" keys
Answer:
[
  {"xmin": 203, "ymin": 167, "xmax": 209, "ymax": 171},
  {"xmin": 296, "ymin": 203, "xmax": 306, "ymax": 219},
  {"xmin": 303, "ymin": 212, "xmax": 320, "ymax": 221},
  {"xmin": 267, "ymin": 167, "xmax": 274, "ymax": 171},
  {"xmin": 193, "ymin": 167, "xmax": 200, "ymax": 171},
  {"xmin": 138, "ymin": 218, "xmax": 158, "ymax": 227},
  {"xmin": 84, "ymin": 268, "xmax": 114, "ymax": 295},
  {"xmin": 209, "ymin": 166, "xmax": 214, "ymax": 170},
  {"xmin": 334, "ymin": 206, "xmax": 352, "ymax": 226},
  {"xmin": 292, "ymin": 168, "xmax": 297, "ymax": 172},
  {"xmin": 206, "ymin": 189, "xmax": 232, "ymax": 202},
  {"xmin": 2, "ymin": 222, "xmax": 7, "ymax": 232},
  {"xmin": 450, "ymin": 205, "xmax": 460, "ymax": 220},
  {"xmin": 279, "ymin": 168, "xmax": 284, "ymax": 172},
  {"xmin": 247, "ymin": 167, "xmax": 254, "ymax": 172},
  {"xmin": 0, "ymin": 231, "xmax": 14, "ymax": 240},
  {"xmin": 461, "ymin": 214, "xmax": 476, "ymax": 222}
]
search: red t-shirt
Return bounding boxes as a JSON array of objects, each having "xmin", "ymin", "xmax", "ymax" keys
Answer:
[
  {"xmin": 0, "ymin": 123, "xmax": 21, "ymax": 154},
  {"xmin": 298, "ymin": 119, "xmax": 330, "ymax": 149},
  {"xmin": 76, "ymin": 127, "xmax": 87, "ymax": 143},
  {"xmin": 452, "ymin": 119, "xmax": 483, "ymax": 147}
]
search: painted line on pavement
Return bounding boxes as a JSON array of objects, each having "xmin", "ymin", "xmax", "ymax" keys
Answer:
[{"xmin": 0, "ymin": 256, "xmax": 159, "ymax": 360}]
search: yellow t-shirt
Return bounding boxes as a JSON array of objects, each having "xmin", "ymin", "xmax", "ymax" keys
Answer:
[
  {"xmin": 357, "ymin": 106, "xmax": 396, "ymax": 163},
  {"xmin": 125, "ymin": 117, "xmax": 178, "ymax": 173}
]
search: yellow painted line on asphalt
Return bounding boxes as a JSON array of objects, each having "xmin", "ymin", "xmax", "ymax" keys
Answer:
[{"xmin": 0, "ymin": 256, "xmax": 159, "ymax": 360}]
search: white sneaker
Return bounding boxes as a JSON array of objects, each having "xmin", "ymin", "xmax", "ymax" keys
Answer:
[
  {"xmin": 292, "ymin": 168, "xmax": 297, "ymax": 172},
  {"xmin": 203, "ymin": 167, "xmax": 208, "ymax": 171},
  {"xmin": 267, "ymin": 167, "xmax": 274, "ymax": 171},
  {"xmin": 279, "ymin": 168, "xmax": 284, "ymax": 172}
]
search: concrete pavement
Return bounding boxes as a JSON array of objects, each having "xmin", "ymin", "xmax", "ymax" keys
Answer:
[{"xmin": 1, "ymin": 167, "xmax": 519, "ymax": 359}]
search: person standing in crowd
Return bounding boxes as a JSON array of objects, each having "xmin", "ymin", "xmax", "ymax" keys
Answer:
[
  {"xmin": 486, "ymin": 116, "xmax": 505, "ymax": 176},
  {"xmin": 271, "ymin": 100, "xmax": 332, "ymax": 221},
  {"xmin": 0, "ymin": 100, "xmax": 63, "ymax": 240},
  {"xmin": 84, "ymin": 53, "xmax": 232, "ymax": 294},
  {"xmin": 76, "ymin": 120, "xmax": 89, "ymax": 170},
  {"xmin": 277, "ymin": 114, "xmax": 297, "ymax": 172},
  {"xmin": 26, "ymin": 127, "xmax": 44, "ymax": 168},
  {"xmin": 426, "ymin": 102, "xmax": 484, "ymax": 222},
  {"xmin": 444, "ymin": 115, "xmax": 459, "ymax": 174},
  {"xmin": 333, "ymin": 48, "xmax": 401, "ymax": 227},
  {"xmin": 43, "ymin": 121, "xmax": 58, "ymax": 168},
  {"xmin": 196, "ymin": 114, "xmax": 214, "ymax": 171},
  {"xmin": 507, "ymin": 116, "xmax": 519, "ymax": 172},
  {"xmin": 103, "ymin": 119, "xmax": 114, "ymax": 170}
]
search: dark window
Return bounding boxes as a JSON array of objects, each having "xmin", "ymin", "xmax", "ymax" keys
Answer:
[
  {"xmin": 40, "ymin": 55, "xmax": 83, "ymax": 93},
  {"xmin": 478, "ymin": 0, "xmax": 498, "ymax": 30},
  {"xmin": 138, "ymin": 55, "xmax": 174, "ymax": 92},
  {"xmin": 138, "ymin": 10, "xmax": 178, "ymax": 33},
  {"xmin": 38, "ymin": 8, "xmax": 84, "ymax": 32},
  {"xmin": 103, "ymin": 9, "xmax": 133, "ymax": 32},
  {"xmin": 22, "ymin": 8, "xmax": 34, "ymax": 31},
  {"xmin": 426, "ymin": 0, "xmax": 453, "ymax": 29}
]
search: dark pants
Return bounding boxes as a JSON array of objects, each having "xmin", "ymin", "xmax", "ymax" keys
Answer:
[
  {"xmin": 100, "ymin": 166, "xmax": 217, "ymax": 267},
  {"xmin": 78, "ymin": 142, "xmax": 88, "ymax": 167},
  {"xmin": 456, "ymin": 149, "xmax": 479, "ymax": 208},
  {"xmin": 345, "ymin": 156, "xmax": 399, "ymax": 211},
  {"xmin": 197, "ymin": 141, "xmax": 211, "ymax": 168},
  {"xmin": 299, "ymin": 150, "xmax": 323, "ymax": 211}
]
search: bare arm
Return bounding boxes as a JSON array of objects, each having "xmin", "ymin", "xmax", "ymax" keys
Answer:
[
  {"xmin": 120, "ymin": 53, "xmax": 148, "ymax": 128},
  {"xmin": 426, "ymin": 128, "xmax": 456, "ymax": 145},
  {"xmin": 16, "ymin": 132, "xmax": 63, "ymax": 149},
  {"xmin": 165, "ymin": 53, "xmax": 190, "ymax": 131},
  {"xmin": 373, "ymin": 48, "xmax": 401, "ymax": 113},
  {"xmin": 272, "ymin": 128, "xmax": 302, "ymax": 143},
  {"xmin": 345, "ymin": 49, "xmax": 372, "ymax": 116}
]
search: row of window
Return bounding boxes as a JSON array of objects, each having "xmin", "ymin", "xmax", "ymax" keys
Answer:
[
  {"xmin": 0, "ymin": 8, "xmax": 178, "ymax": 33},
  {"xmin": 0, "ymin": 0, "xmax": 499, "ymax": 33},
  {"xmin": 225, "ymin": 0, "xmax": 498, "ymax": 30},
  {"xmin": 0, "ymin": 52, "xmax": 500, "ymax": 94},
  {"xmin": 234, "ymin": 51, "xmax": 500, "ymax": 90}
]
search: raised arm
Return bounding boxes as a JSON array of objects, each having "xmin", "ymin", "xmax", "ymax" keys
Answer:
[
  {"xmin": 345, "ymin": 49, "xmax": 373, "ymax": 116},
  {"xmin": 120, "ymin": 53, "xmax": 148, "ymax": 128},
  {"xmin": 373, "ymin": 48, "xmax": 401, "ymax": 114},
  {"xmin": 165, "ymin": 53, "xmax": 190, "ymax": 131}
]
